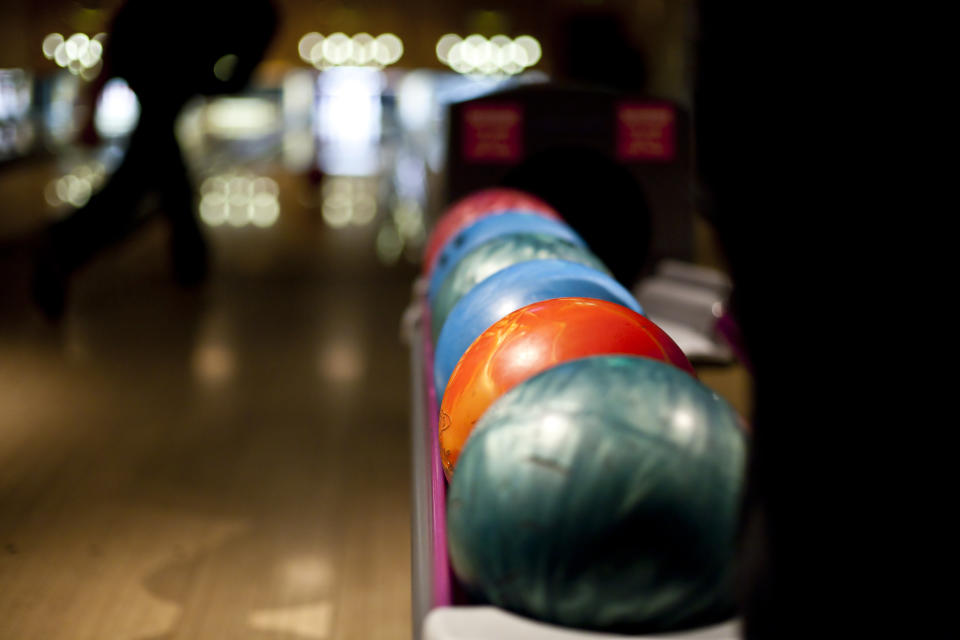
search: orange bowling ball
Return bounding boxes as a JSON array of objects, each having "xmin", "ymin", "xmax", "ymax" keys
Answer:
[
  {"xmin": 438, "ymin": 297, "xmax": 696, "ymax": 479},
  {"xmin": 422, "ymin": 188, "xmax": 560, "ymax": 276}
]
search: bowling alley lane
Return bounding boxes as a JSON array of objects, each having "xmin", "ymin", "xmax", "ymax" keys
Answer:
[{"xmin": 0, "ymin": 158, "xmax": 417, "ymax": 637}]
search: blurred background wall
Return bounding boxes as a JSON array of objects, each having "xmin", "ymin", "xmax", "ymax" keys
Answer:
[{"xmin": 0, "ymin": 0, "xmax": 695, "ymax": 106}]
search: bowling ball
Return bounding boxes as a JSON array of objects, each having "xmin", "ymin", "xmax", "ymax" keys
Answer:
[
  {"xmin": 439, "ymin": 298, "xmax": 695, "ymax": 479},
  {"xmin": 430, "ymin": 233, "xmax": 610, "ymax": 344},
  {"xmin": 426, "ymin": 213, "xmax": 586, "ymax": 304},
  {"xmin": 433, "ymin": 260, "xmax": 642, "ymax": 400},
  {"xmin": 447, "ymin": 355, "xmax": 746, "ymax": 633},
  {"xmin": 422, "ymin": 188, "xmax": 560, "ymax": 276}
]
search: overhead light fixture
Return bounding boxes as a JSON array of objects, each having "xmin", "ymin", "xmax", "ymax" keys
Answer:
[
  {"xmin": 43, "ymin": 32, "xmax": 107, "ymax": 79},
  {"xmin": 436, "ymin": 34, "xmax": 541, "ymax": 75},
  {"xmin": 298, "ymin": 32, "xmax": 403, "ymax": 69}
]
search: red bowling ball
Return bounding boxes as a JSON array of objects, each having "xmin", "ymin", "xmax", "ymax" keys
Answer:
[
  {"xmin": 422, "ymin": 188, "xmax": 560, "ymax": 277},
  {"xmin": 438, "ymin": 297, "xmax": 696, "ymax": 479}
]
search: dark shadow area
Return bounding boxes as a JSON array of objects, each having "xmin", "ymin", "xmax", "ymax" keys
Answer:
[
  {"xmin": 552, "ymin": 8, "xmax": 649, "ymax": 93},
  {"xmin": 693, "ymin": 3, "xmax": 935, "ymax": 637},
  {"xmin": 501, "ymin": 146, "xmax": 652, "ymax": 287}
]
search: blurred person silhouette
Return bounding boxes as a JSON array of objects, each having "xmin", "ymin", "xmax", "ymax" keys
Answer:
[{"xmin": 32, "ymin": 0, "xmax": 278, "ymax": 320}]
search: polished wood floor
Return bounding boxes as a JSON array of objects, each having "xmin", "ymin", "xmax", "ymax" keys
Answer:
[{"xmin": 0, "ymin": 162, "xmax": 416, "ymax": 639}]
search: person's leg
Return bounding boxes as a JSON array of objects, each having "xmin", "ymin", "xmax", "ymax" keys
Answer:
[
  {"xmin": 32, "ymin": 134, "xmax": 154, "ymax": 319},
  {"xmin": 31, "ymin": 108, "xmax": 198, "ymax": 319},
  {"xmin": 155, "ymin": 125, "xmax": 208, "ymax": 286}
]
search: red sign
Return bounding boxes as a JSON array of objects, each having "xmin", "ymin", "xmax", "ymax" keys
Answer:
[
  {"xmin": 462, "ymin": 103, "xmax": 523, "ymax": 163},
  {"xmin": 616, "ymin": 103, "xmax": 676, "ymax": 162}
]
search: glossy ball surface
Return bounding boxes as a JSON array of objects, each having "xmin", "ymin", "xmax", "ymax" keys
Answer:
[
  {"xmin": 447, "ymin": 356, "xmax": 746, "ymax": 633},
  {"xmin": 433, "ymin": 260, "xmax": 642, "ymax": 400},
  {"xmin": 439, "ymin": 298, "xmax": 695, "ymax": 479},
  {"xmin": 426, "ymin": 213, "xmax": 585, "ymax": 304},
  {"xmin": 422, "ymin": 188, "xmax": 559, "ymax": 276},
  {"xmin": 430, "ymin": 233, "xmax": 609, "ymax": 343}
]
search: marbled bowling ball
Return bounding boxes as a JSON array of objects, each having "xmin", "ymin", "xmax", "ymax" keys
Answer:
[
  {"xmin": 426, "ymin": 213, "xmax": 585, "ymax": 304},
  {"xmin": 447, "ymin": 356, "xmax": 746, "ymax": 633},
  {"xmin": 430, "ymin": 233, "xmax": 609, "ymax": 344},
  {"xmin": 422, "ymin": 188, "xmax": 559, "ymax": 277},
  {"xmin": 439, "ymin": 298, "xmax": 695, "ymax": 479},
  {"xmin": 432, "ymin": 260, "xmax": 642, "ymax": 400}
]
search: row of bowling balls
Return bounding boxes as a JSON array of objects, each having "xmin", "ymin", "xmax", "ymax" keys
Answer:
[{"xmin": 421, "ymin": 188, "xmax": 747, "ymax": 633}]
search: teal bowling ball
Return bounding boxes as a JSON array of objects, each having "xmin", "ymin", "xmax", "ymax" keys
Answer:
[
  {"xmin": 430, "ymin": 232, "xmax": 610, "ymax": 344},
  {"xmin": 446, "ymin": 355, "xmax": 746, "ymax": 633},
  {"xmin": 426, "ymin": 212, "xmax": 586, "ymax": 304}
]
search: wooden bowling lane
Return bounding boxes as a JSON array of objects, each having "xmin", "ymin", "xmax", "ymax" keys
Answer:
[{"xmin": 0, "ymin": 166, "xmax": 415, "ymax": 639}]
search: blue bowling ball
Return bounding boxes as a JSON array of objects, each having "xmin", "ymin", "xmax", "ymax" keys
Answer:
[
  {"xmin": 433, "ymin": 259, "xmax": 641, "ymax": 399},
  {"xmin": 447, "ymin": 355, "xmax": 746, "ymax": 633},
  {"xmin": 426, "ymin": 212, "xmax": 586, "ymax": 304},
  {"xmin": 430, "ymin": 232, "xmax": 610, "ymax": 344}
]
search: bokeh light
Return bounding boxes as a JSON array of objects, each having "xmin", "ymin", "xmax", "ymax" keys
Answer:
[
  {"xmin": 204, "ymin": 97, "xmax": 280, "ymax": 139},
  {"xmin": 321, "ymin": 177, "xmax": 379, "ymax": 229},
  {"xmin": 192, "ymin": 342, "xmax": 235, "ymax": 386},
  {"xmin": 44, "ymin": 32, "xmax": 106, "ymax": 78},
  {"xmin": 436, "ymin": 33, "xmax": 542, "ymax": 75},
  {"xmin": 298, "ymin": 32, "xmax": 404, "ymax": 69},
  {"xmin": 213, "ymin": 54, "xmax": 239, "ymax": 82},
  {"xmin": 199, "ymin": 172, "xmax": 280, "ymax": 228},
  {"xmin": 44, "ymin": 161, "xmax": 109, "ymax": 212},
  {"xmin": 376, "ymin": 223, "xmax": 403, "ymax": 265},
  {"xmin": 94, "ymin": 78, "xmax": 140, "ymax": 138}
]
